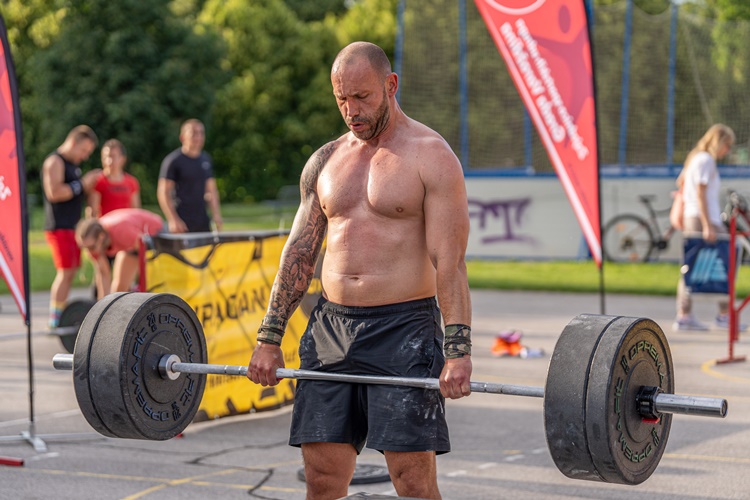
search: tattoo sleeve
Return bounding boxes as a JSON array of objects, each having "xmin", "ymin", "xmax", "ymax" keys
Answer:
[{"xmin": 258, "ymin": 142, "xmax": 336, "ymax": 338}]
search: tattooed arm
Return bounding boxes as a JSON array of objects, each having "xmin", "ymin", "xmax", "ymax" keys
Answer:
[{"xmin": 247, "ymin": 142, "xmax": 335, "ymax": 386}]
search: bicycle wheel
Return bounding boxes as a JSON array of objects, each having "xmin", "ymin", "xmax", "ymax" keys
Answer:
[{"xmin": 603, "ymin": 214, "xmax": 656, "ymax": 263}]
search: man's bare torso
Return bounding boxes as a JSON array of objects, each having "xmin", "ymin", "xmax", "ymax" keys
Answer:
[{"xmin": 317, "ymin": 120, "xmax": 439, "ymax": 306}]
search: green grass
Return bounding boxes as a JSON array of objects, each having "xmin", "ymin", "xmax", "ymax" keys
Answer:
[
  {"xmin": 467, "ymin": 260, "xmax": 741, "ymax": 296},
  {"xmin": 4, "ymin": 203, "xmax": 750, "ymax": 298}
]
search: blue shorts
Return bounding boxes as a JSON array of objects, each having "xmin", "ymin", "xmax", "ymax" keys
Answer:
[{"xmin": 289, "ymin": 297, "xmax": 450, "ymax": 455}]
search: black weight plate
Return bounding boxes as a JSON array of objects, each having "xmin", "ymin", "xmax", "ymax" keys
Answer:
[
  {"xmin": 585, "ymin": 317, "xmax": 673, "ymax": 485},
  {"xmin": 297, "ymin": 464, "xmax": 391, "ymax": 485},
  {"xmin": 90, "ymin": 293, "xmax": 207, "ymax": 440},
  {"xmin": 544, "ymin": 314, "xmax": 618, "ymax": 483},
  {"xmin": 545, "ymin": 314, "xmax": 674, "ymax": 486},
  {"xmin": 57, "ymin": 298, "xmax": 97, "ymax": 353},
  {"xmin": 73, "ymin": 292, "xmax": 132, "ymax": 438},
  {"xmin": 82, "ymin": 293, "xmax": 207, "ymax": 440}
]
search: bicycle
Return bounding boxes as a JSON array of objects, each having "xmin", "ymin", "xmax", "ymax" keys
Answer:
[
  {"xmin": 603, "ymin": 191, "xmax": 750, "ymax": 263},
  {"xmin": 603, "ymin": 195, "xmax": 676, "ymax": 263}
]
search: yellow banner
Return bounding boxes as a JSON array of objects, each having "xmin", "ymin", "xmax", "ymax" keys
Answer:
[{"xmin": 145, "ymin": 231, "xmax": 321, "ymax": 421}]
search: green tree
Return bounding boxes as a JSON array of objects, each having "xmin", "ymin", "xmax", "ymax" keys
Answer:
[
  {"xmin": 594, "ymin": 0, "xmax": 669, "ymax": 15},
  {"xmin": 199, "ymin": 0, "xmax": 341, "ymax": 202},
  {"xmin": 700, "ymin": 0, "xmax": 750, "ymax": 20},
  {"xmin": 25, "ymin": 0, "xmax": 226, "ymax": 204},
  {"xmin": 0, "ymin": 0, "xmax": 65, "ymax": 199},
  {"xmin": 200, "ymin": 0, "xmax": 397, "ymax": 202},
  {"xmin": 0, "ymin": 0, "xmax": 63, "ymax": 79},
  {"xmin": 332, "ymin": 0, "xmax": 398, "ymax": 53},
  {"xmin": 284, "ymin": 0, "xmax": 348, "ymax": 22}
]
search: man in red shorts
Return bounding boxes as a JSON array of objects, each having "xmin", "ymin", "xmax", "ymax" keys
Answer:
[
  {"xmin": 42, "ymin": 125, "xmax": 99, "ymax": 328},
  {"xmin": 75, "ymin": 208, "xmax": 165, "ymax": 298}
]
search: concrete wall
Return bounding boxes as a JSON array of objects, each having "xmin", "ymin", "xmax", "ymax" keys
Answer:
[{"xmin": 466, "ymin": 176, "xmax": 750, "ymax": 261}]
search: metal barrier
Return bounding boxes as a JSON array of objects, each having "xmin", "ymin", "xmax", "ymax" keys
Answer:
[{"xmin": 723, "ymin": 212, "xmax": 748, "ymax": 364}]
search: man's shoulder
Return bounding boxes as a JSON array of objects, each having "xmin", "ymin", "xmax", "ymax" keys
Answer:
[
  {"xmin": 43, "ymin": 151, "xmax": 64, "ymax": 168},
  {"xmin": 307, "ymin": 139, "xmax": 342, "ymax": 164},
  {"xmin": 411, "ymin": 118, "xmax": 448, "ymax": 141},
  {"xmin": 162, "ymin": 148, "xmax": 183, "ymax": 163},
  {"xmin": 398, "ymin": 121, "xmax": 463, "ymax": 181},
  {"xmin": 160, "ymin": 149, "xmax": 188, "ymax": 177},
  {"xmin": 405, "ymin": 120, "xmax": 457, "ymax": 160}
]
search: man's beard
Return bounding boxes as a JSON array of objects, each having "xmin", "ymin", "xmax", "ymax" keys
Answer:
[{"xmin": 349, "ymin": 91, "xmax": 390, "ymax": 141}]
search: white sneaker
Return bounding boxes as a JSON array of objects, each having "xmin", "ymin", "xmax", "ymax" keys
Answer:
[
  {"xmin": 714, "ymin": 315, "xmax": 748, "ymax": 331},
  {"xmin": 672, "ymin": 316, "xmax": 709, "ymax": 331}
]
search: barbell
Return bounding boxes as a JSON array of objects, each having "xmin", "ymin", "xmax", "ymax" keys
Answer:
[{"xmin": 52, "ymin": 292, "xmax": 728, "ymax": 486}]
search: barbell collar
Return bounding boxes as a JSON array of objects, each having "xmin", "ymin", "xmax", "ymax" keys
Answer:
[
  {"xmin": 636, "ymin": 386, "xmax": 662, "ymax": 420},
  {"xmin": 53, "ymin": 353, "xmax": 727, "ymax": 417}
]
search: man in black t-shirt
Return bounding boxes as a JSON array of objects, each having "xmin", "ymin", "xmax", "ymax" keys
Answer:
[
  {"xmin": 41, "ymin": 125, "xmax": 99, "ymax": 328},
  {"xmin": 157, "ymin": 119, "xmax": 223, "ymax": 233}
]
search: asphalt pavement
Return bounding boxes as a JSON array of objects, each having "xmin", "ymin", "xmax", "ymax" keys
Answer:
[{"xmin": 0, "ymin": 288, "xmax": 748, "ymax": 500}]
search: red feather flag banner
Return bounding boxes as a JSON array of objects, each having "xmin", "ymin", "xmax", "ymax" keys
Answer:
[
  {"xmin": 0, "ymin": 13, "xmax": 29, "ymax": 321},
  {"xmin": 473, "ymin": 0, "xmax": 602, "ymax": 265}
]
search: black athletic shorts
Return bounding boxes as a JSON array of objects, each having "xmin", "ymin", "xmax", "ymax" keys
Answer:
[{"xmin": 289, "ymin": 296, "xmax": 450, "ymax": 455}]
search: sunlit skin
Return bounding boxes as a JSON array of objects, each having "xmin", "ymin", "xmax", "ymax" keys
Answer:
[
  {"xmin": 181, "ymin": 123, "xmax": 205, "ymax": 158},
  {"xmin": 76, "ymin": 233, "xmax": 108, "ymax": 256},
  {"xmin": 75, "ymin": 232, "xmax": 110, "ymax": 298},
  {"xmin": 247, "ymin": 42, "xmax": 473, "ymax": 500},
  {"xmin": 101, "ymin": 145, "xmax": 126, "ymax": 179},
  {"xmin": 42, "ymin": 138, "xmax": 98, "ymax": 204},
  {"xmin": 73, "ymin": 140, "xmax": 96, "ymax": 164},
  {"xmin": 248, "ymin": 50, "xmax": 472, "ymax": 393},
  {"xmin": 335, "ymin": 85, "xmax": 391, "ymax": 141},
  {"xmin": 76, "ymin": 229, "xmax": 139, "ymax": 298}
]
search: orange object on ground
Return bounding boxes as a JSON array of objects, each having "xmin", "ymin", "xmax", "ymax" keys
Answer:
[{"xmin": 491, "ymin": 336, "xmax": 525, "ymax": 357}]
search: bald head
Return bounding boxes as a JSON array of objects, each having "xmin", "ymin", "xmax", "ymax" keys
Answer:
[{"xmin": 332, "ymin": 42, "xmax": 392, "ymax": 80}]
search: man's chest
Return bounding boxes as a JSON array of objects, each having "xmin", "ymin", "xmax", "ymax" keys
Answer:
[
  {"xmin": 174, "ymin": 157, "xmax": 209, "ymax": 183},
  {"xmin": 318, "ymin": 155, "xmax": 424, "ymax": 219}
]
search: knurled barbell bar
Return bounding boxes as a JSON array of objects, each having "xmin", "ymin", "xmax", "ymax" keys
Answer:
[
  {"xmin": 51, "ymin": 353, "xmax": 726, "ymax": 419},
  {"xmin": 51, "ymin": 291, "xmax": 730, "ymax": 486}
]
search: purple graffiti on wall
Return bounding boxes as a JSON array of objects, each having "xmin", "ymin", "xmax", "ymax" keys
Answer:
[{"xmin": 468, "ymin": 198, "xmax": 538, "ymax": 246}]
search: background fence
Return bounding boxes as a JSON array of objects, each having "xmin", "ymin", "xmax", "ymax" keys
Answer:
[{"xmin": 395, "ymin": 0, "xmax": 750, "ymax": 177}]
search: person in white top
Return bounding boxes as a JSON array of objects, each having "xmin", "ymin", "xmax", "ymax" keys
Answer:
[{"xmin": 673, "ymin": 123, "xmax": 736, "ymax": 331}]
